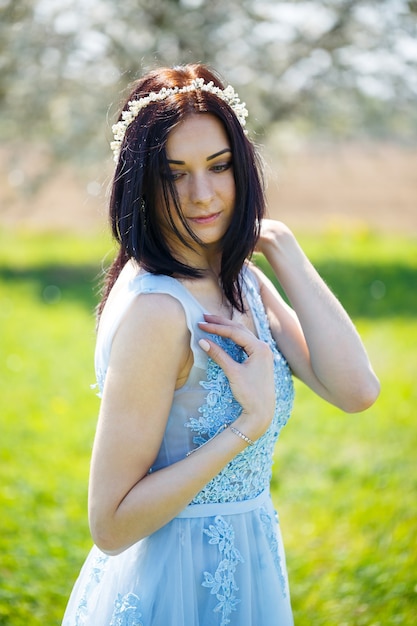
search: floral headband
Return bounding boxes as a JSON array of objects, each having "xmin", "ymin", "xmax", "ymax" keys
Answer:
[{"xmin": 110, "ymin": 77, "xmax": 248, "ymax": 162}]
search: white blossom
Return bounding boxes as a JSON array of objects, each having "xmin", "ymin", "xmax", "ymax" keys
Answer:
[{"xmin": 110, "ymin": 80, "xmax": 249, "ymax": 162}]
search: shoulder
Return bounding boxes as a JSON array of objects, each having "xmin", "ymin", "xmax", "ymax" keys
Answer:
[
  {"xmin": 116, "ymin": 290, "xmax": 189, "ymax": 346},
  {"xmin": 100, "ymin": 269, "xmax": 190, "ymax": 341},
  {"xmin": 104, "ymin": 265, "xmax": 189, "ymax": 334},
  {"xmin": 106, "ymin": 289, "xmax": 191, "ymax": 387}
]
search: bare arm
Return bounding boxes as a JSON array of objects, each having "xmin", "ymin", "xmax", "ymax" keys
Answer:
[
  {"xmin": 253, "ymin": 219, "xmax": 380, "ymax": 413},
  {"xmin": 88, "ymin": 295, "xmax": 276, "ymax": 555}
]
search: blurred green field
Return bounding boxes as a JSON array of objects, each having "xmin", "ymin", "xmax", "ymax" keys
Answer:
[{"xmin": 0, "ymin": 227, "xmax": 416, "ymax": 625}]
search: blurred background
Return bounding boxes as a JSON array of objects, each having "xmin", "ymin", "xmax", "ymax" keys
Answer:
[
  {"xmin": 1, "ymin": 0, "xmax": 416, "ymax": 232},
  {"xmin": 0, "ymin": 1, "xmax": 416, "ymax": 624}
]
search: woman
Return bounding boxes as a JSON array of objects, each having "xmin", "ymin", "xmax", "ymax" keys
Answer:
[{"xmin": 62, "ymin": 63, "xmax": 379, "ymax": 625}]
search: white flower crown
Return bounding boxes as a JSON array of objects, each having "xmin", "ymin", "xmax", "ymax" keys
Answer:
[{"xmin": 110, "ymin": 77, "xmax": 248, "ymax": 162}]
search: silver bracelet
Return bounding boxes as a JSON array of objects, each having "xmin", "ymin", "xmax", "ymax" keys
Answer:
[
  {"xmin": 229, "ymin": 425, "xmax": 255, "ymax": 446},
  {"xmin": 186, "ymin": 423, "xmax": 228, "ymax": 457}
]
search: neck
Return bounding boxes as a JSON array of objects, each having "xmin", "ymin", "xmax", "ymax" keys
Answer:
[{"xmin": 170, "ymin": 240, "xmax": 223, "ymax": 277}]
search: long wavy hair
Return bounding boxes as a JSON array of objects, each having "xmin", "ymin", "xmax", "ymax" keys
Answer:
[{"xmin": 98, "ymin": 63, "xmax": 265, "ymax": 317}]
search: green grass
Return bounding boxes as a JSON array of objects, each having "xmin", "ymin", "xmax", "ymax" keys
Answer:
[
  {"xmin": 275, "ymin": 320, "xmax": 417, "ymax": 625},
  {"xmin": 0, "ymin": 227, "xmax": 416, "ymax": 625}
]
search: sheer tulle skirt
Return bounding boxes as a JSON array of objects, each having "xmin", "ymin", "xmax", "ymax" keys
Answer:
[{"xmin": 62, "ymin": 491, "xmax": 293, "ymax": 626}]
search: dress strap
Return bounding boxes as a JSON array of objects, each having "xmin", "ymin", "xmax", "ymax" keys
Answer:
[
  {"xmin": 95, "ymin": 271, "xmax": 209, "ymax": 393},
  {"xmin": 128, "ymin": 273, "xmax": 208, "ymax": 369}
]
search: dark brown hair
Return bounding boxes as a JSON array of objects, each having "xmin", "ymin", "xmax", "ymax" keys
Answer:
[{"xmin": 98, "ymin": 63, "xmax": 265, "ymax": 317}]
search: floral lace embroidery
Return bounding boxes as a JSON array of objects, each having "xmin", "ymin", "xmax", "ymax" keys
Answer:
[
  {"xmin": 110, "ymin": 592, "xmax": 144, "ymax": 626},
  {"xmin": 73, "ymin": 553, "xmax": 109, "ymax": 625},
  {"xmin": 185, "ymin": 336, "xmax": 246, "ymax": 446},
  {"xmin": 260, "ymin": 507, "xmax": 287, "ymax": 597},
  {"xmin": 202, "ymin": 516, "xmax": 244, "ymax": 626},
  {"xmin": 186, "ymin": 274, "xmax": 294, "ymax": 505}
]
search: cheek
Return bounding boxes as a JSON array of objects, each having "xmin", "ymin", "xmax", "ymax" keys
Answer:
[
  {"xmin": 216, "ymin": 170, "xmax": 235, "ymax": 205},
  {"xmin": 226, "ymin": 177, "xmax": 236, "ymax": 208}
]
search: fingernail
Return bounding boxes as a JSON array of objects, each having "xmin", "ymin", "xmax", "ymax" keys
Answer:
[{"xmin": 199, "ymin": 339, "xmax": 210, "ymax": 352}]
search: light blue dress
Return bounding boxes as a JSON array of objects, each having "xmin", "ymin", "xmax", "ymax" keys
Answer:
[{"xmin": 62, "ymin": 266, "xmax": 295, "ymax": 626}]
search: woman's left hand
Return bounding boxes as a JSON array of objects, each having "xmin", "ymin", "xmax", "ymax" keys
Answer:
[{"xmin": 252, "ymin": 218, "xmax": 380, "ymax": 413}]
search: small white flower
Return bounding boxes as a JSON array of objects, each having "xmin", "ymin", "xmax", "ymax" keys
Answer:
[{"xmin": 110, "ymin": 79, "xmax": 249, "ymax": 162}]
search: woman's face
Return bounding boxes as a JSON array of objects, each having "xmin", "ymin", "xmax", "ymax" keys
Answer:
[{"xmin": 157, "ymin": 113, "xmax": 236, "ymax": 266}]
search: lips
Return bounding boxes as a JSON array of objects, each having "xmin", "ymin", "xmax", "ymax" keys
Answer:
[{"xmin": 189, "ymin": 212, "xmax": 221, "ymax": 225}]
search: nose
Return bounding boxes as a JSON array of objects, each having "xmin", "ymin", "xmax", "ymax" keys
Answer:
[{"xmin": 190, "ymin": 172, "xmax": 214, "ymax": 205}]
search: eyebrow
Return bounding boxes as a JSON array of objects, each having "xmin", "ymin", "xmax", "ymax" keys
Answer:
[{"xmin": 167, "ymin": 148, "xmax": 232, "ymax": 165}]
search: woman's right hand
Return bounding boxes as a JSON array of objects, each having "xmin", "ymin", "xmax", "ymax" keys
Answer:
[{"xmin": 198, "ymin": 314, "xmax": 276, "ymax": 441}]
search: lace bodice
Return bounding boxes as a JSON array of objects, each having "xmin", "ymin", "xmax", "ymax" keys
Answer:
[{"xmin": 95, "ymin": 265, "xmax": 294, "ymax": 505}]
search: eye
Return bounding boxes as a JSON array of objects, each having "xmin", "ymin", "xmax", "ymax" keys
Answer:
[
  {"xmin": 211, "ymin": 161, "xmax": 233, "ymax": 173},
  {"xmin": 166, "ymin": 170, "xmax": 185, "ymax": 182}
]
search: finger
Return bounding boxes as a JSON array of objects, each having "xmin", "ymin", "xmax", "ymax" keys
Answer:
[
  {"xmin": 202, "ymin": 313, "xmax": 237, "ymax": 328},
  {"xmin": 200, "ymin": 314, "xmax": 250, "ymax": 334},
  {"xmin": 198, "ymin": 337, "xmax": 243, "ymax": 374},
  {"xmin": 198, "ymin": 319, "xmax": 259, "ymax": 358}
]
